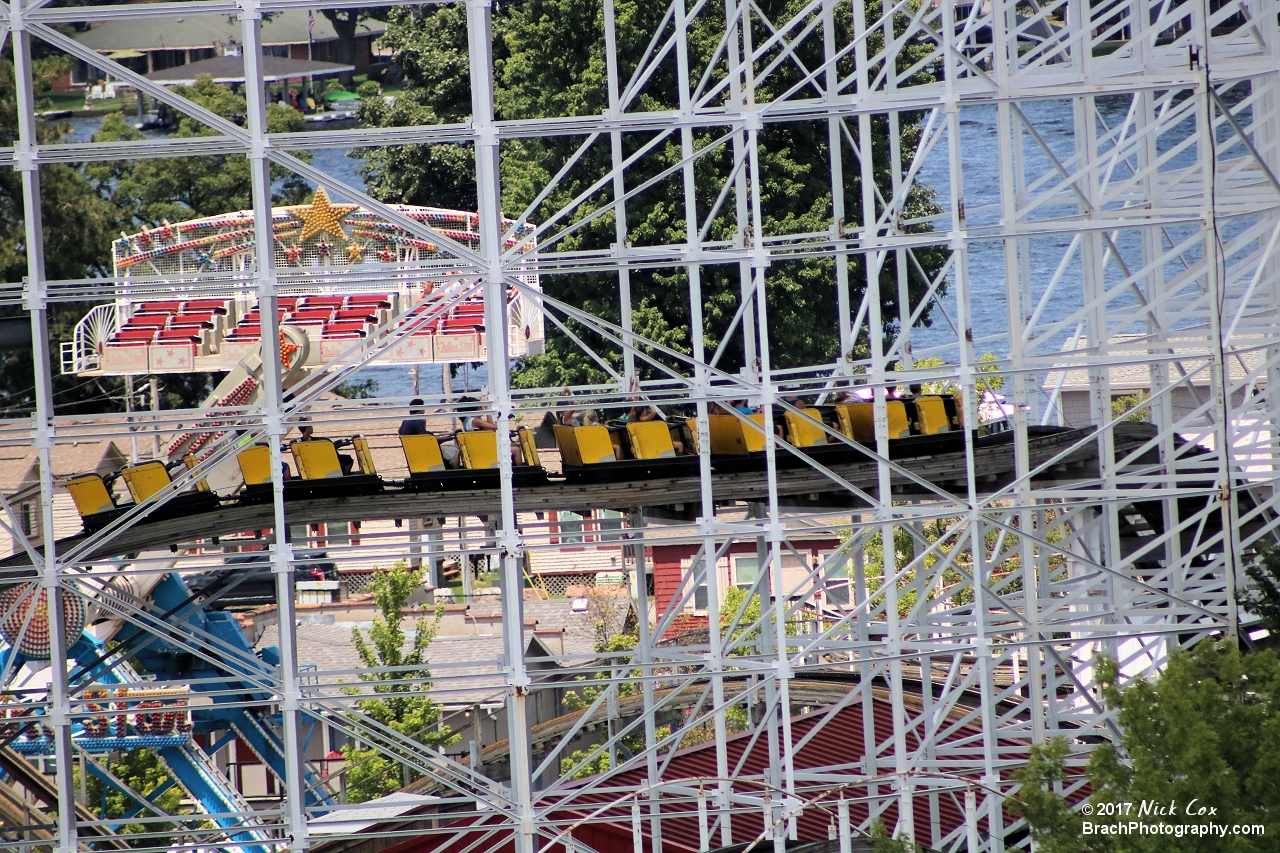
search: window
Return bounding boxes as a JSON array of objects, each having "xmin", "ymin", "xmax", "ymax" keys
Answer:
[
  {"xmin": 20, "ymin": 503, "xmax": 33, "ymax": 537},
  {"xmin": 691, "ymin": 557, "xmax": 708, "ymax": 611},
  {"xmin": 825, "ymin": 582, "xmax": 851, "ymax": 607},
  {"xmin": 734, "ymin": 556, "xmax": 758, "ymax": 590},
  {"xmin": 557, "ymin": 511, "xmax": 584, "ymax": 546},
  {"xmin": 597, "ymin": 510, "xmax": 625, "ymax": 543}
]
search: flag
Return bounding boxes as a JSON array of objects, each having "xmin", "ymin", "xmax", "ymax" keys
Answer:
[{"xmin": 308, "ymin": 10, "xmax": 315, "ymax": 35}]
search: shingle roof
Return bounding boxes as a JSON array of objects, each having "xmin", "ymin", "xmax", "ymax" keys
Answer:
[
  {"xmin": 146, "ymin": 56, "xmax": 354, "ymax": 85},
  {"xmin": 0, "ymin": 439, "xmax": 128, "ymax": 494},
  {"xmin": 73, "ymin": 9, "xmax": 386, "ymax": 52},
  {"xmin": 254, "ymin": 621, "xmax": 560, "ymax": 707},
  {"xmin": 466, "ymin": 597, "xmax": 636, "ymax": 658}
]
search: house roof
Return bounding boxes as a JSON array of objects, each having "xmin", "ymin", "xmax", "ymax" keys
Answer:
[
  {"xmin": 1041, "ymin": 334, "xmax": 1271, "ymax": 393},
  {"xmin": 73, "ymin": 10, "xmax": 386, "ymax": 52},
  {"xmin": 253, "ymin": 621, "xmax": 561, "ymax": 707},
  {"xmin": 0, "ymin": 439, "xmax": 128, "ymax": 495},
  {"xmin": 466, "ymin": 597, "xmax": 636, "ymax": 658},
  {"xmin": 310, "ymin": 792, "xmax": 438, "ymax": 837},
  {"xmin": 0, "ymin": 446, "xmax": 36, "ymax": 494},
  {"xmin": 146, "ymin": 55, "xmax": 354, "ymax": 85}
]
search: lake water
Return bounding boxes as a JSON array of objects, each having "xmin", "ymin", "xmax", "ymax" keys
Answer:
[{"xmin": 62, "ymin": 92, "xmax": 1209, "ymax": 398}]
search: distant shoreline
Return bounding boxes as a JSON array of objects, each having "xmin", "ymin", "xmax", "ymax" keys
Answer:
[{"xmin": 40, "ymin": 107, "xmax": 123, "ymax": 119}]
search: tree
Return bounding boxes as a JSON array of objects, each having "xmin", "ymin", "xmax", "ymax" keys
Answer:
[
  {"xmin": 358, "ymin": 0, "xmax": 949, "ymax": 385},
  {"xmin": 356, "ymin": 5, "xmax": 476, "ymax": 211},
  {"xmin": 0, "ymin": 53, "xmax": 129, "ymax": 418},
  {"xmin": 0, "ymin": 70, "xmax": 316, "ymax": 419},
  {"xmin": 1111, "ymin": 391, "xmax": 1151, "ymax": 424},
  {"xmin": 1009, "ymin": 645, "xmax": 1280, "ymax": 852},
  {"xmin": 88, "ymin": 75, "xmax": 311, "ymax": 228},
  {"xmin": 75, "ymin": 748, "xmax": 184, "ymax": 848},
  {"xmin": 558, "ymin": 630, "xmax": 650, "ymax": 778},
  {"xmin": 1242, "ymin": 541, "xmax": 1280, "ymax": 635},
  {"xmin": 900, "ymin": 352, "xmax": 1005, "ymax": 398},
  {"xmin": 341, "ymin": 561, "xmax": 455, "ymax": 803},
  {"xmin": 12, "ymin": 74, "xmax": 316, "ymax": 419},
  {"xmin": 870, "ymin": 820, "xmax": 920, "ymax": 853},
  {"xmin": 320, "ymin": 10, "xmax": 387, "ymax": 88}
]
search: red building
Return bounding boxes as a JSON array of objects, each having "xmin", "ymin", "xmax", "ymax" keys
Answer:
[{"xmin": 651, "ymin": 536, "xmax": 844, "ymax": 628}]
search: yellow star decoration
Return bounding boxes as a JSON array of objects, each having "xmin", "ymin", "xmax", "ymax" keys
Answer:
[
  {"xmin": 346, "ymin": 242, "xmax": 366, "ymax": 263},
  {"xmin": 295, "ymin": 187, "xmax": 357, "ymax": 243}
]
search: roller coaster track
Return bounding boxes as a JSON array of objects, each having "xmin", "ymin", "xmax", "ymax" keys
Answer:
[
  {"xmin": 4, "ymin": 425, "xmax": 1160, "ymax": 569},
  {"xmin": 0, "ymin": 747, "xmax": 131, "ymax": 849}
]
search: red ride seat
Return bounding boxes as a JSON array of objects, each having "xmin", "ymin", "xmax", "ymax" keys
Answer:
[
  {"xmin": 180, "ymin": 300, "xmax": 229, "ymax": 314},
  {"xmin": 322, "ymin": 322, "xmax": 369, "ymax": 337},
  {"xmin": 291, "ymin": 309, "xmax": 336, "ymax": 322},
  {"xmin": 156, "ymin": 331, "xmax": 201, "ymax": 343},
  {"xmin": 334, "ymin": 310, "xmax": 378, "ymax": 322},
  {"xmin": 126, "ymin": 314, "xmax": 171, "ymax": 328},
  {"xmin": 115, "ymin": 328, "xmax": 158, "ymax": 342},
  {"xmin": 138, "ymin": 301, "xmax": 181, "ymax": 313},
  {"xmin": 441, "ymin": 319, "xmax": 483, "ymax": 332},
  {"xmin": 345, "ymin": 295, "xmax": 392, "ymax": 308},
  {"xmin": 253, "ymin": 298, "xmax": 298, "ymax": 311},
  {"xmin": 171, "ymin": 314, "xmax": 215, "ymax": 328},
  {"xmin": 299, "ymin": 296, "xmax": 345, "ymax": 309}
]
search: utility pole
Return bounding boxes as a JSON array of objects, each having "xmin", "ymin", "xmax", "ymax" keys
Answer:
[
  {"xmin": 125, "ymin": 374, "xmax": 139, "ymax": 462},
  {"xmin": 441, "ymin": 362, "xmax": 455, "ymax": 430},
  {"xmin": 150, "ymin": 377, "xmax": 161, "ymax": 459}
]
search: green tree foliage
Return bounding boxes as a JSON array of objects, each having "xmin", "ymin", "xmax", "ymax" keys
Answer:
[
  {"xmin": 0, "ymin": 56, "xmax": 125, "ymax": 416},
  {"xmin": 869, "ymin": 820, "xmax": 920, "ymax": 853},
  {"xmin": 1, "ymin": 72, "xmax": 311, "ymax": 417},
  {"xmin": 559, "ymin": 630, "xmax": 651, "ymax": 778},
  {"xmin": 1007, "ymin": 737, "xmax": 1089, "ymax": 853},
  {"xmin": 357, "ymin": 4, "xmax": 477, "ymax": 212},
  {"xmin": 1110, "ymin": 391, "xmax": 1151, "ymax": 424},
  {"xmin": 76, "ymin": 748, "xmax": 184, "ymax": 847},
  {"xmin": 320, "ymin": 10, "xmax": 388, "ymax": 86},
  {"xmin": 719, "ymin": 583, "xmax": 799, "ymax": 652},
  {"xmin": 901, "ymin": 352, "xmax": 1005, "ymax": 397},
  {"xmin": 561, "ymin": 630, "xmax": 642, "ymax": 713},
  {"xmin": 358, "ymin": 0, "xmax": 948, "ymax": 384},
  {"xmin": 1241, "ymin": 541, "xmax": 1280, "ymax": 634},
  {"xmin": 1009, "ymin": 644, "xmax": 1280, "ymax": 852},
  {"xmin": 333, "ymin": 377, "xmax": 380, "ymax": 399},
  {"xmin": 848, "ymin": 501, "xmax": 1073, "ymax": 623},
  {"xmin": 719, "ymin": 584, "xmax": 765, "ymax": 652},
  {"xmin": 88, "ymin": 75, "xmax": 311, "ymax": 227},
  {"xmin": 341, "ymin": 561, "xmax": 455, "ymax": 803}
]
